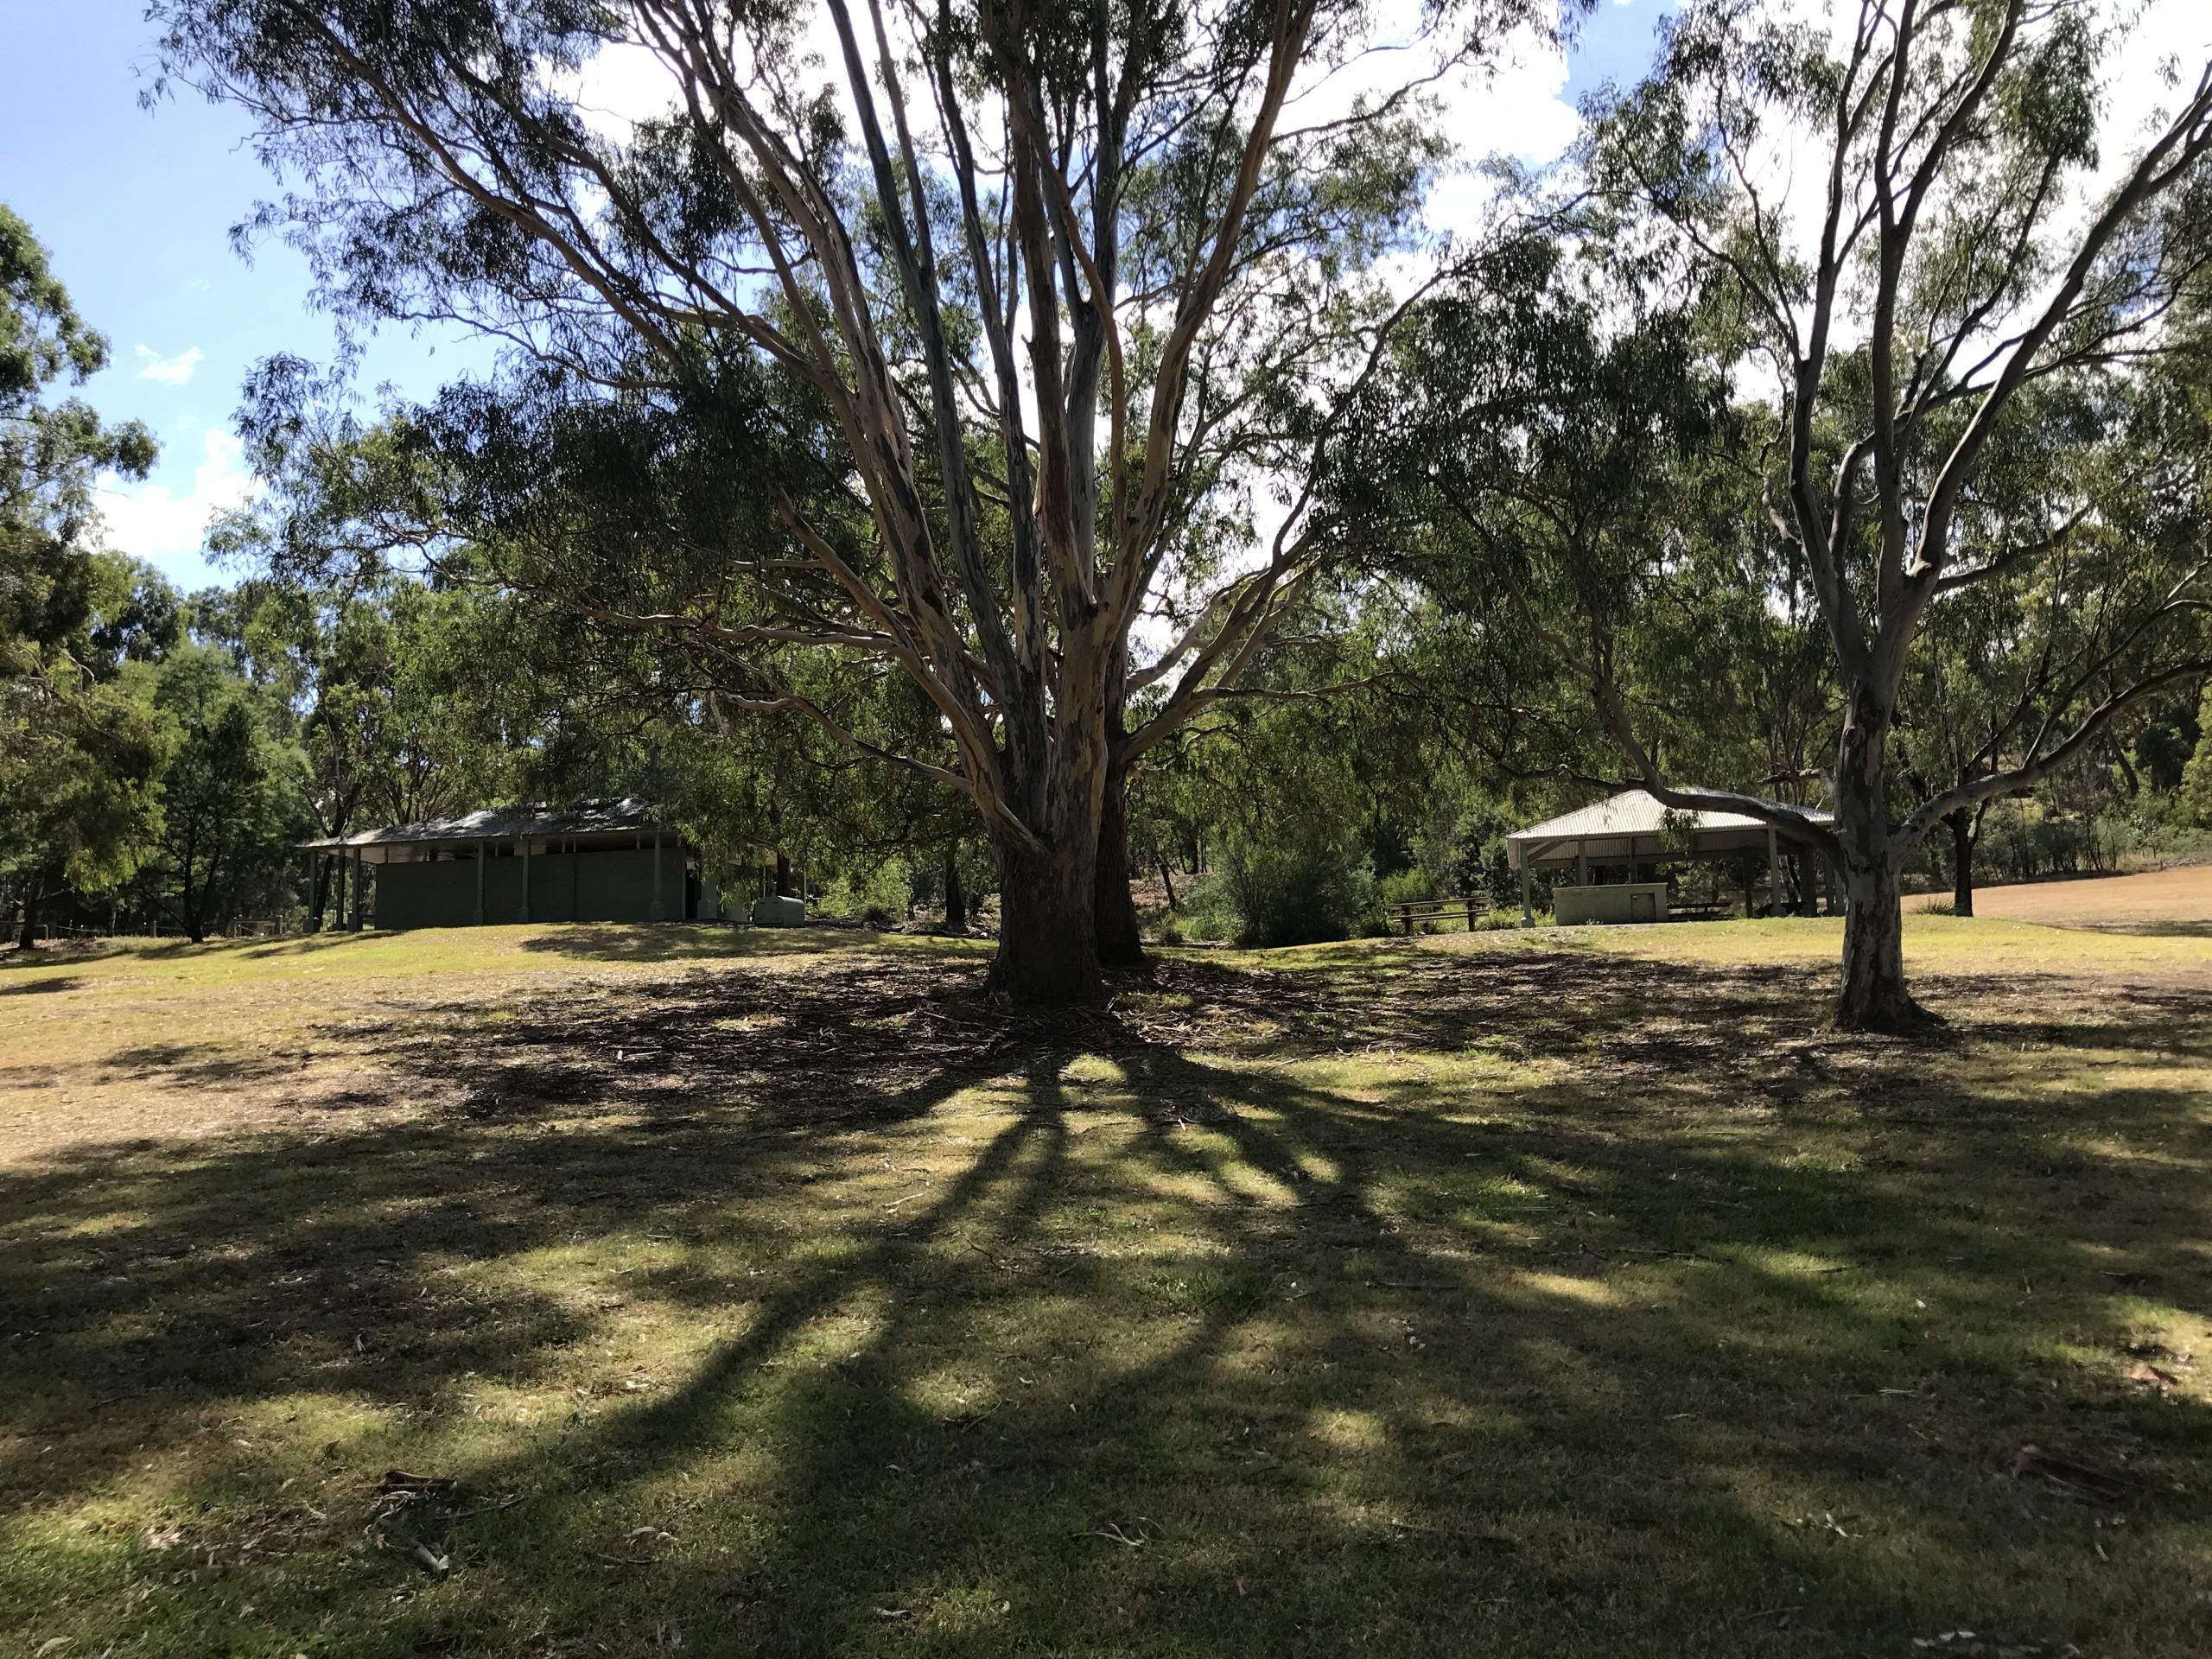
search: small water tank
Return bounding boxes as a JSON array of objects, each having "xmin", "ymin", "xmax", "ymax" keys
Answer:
[{"xmin": 751, "ymin": 893, "xmax": 808, "ymax": 926}]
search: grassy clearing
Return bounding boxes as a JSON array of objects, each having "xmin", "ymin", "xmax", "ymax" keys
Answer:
[{"xmin": 3, "ymin": 919, "xmax": 2209, "ymax": 1656}]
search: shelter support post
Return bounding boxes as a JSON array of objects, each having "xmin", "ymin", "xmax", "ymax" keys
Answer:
[
  {"xmin": 1765, "ymin": 827, "xmax": 1779, "ymax": 920},
  {"xmin": 652, "ymin": 831, "xmax": 665, "ymax": 922},
  {"xmin": 1520, "ymin": 859, "xmax": 1533, "ymax": 927},
  {"xmin": 518, "ymin": 836, "xmax": 531, "ymax": 925},
  {"xmin": 349, "ymin": 849, "xmax": 363, "ymax": 931},
  {"xmin": 475, "ymin": 843, "xmax": 486, "ymax": 925}
]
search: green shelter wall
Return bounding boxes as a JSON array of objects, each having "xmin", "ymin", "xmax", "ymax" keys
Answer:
[{"xmin": 372, "ymin": 847, "xmax": 679, "ymax": 928}]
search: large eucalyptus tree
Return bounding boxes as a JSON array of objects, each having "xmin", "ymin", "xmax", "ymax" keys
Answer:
[{"xmin": 153, "ymin": 0, "xmax": 1549, "ymax": 1000}]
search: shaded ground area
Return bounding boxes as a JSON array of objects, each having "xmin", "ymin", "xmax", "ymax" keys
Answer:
[
  {"xmin": 1946, "ymin": 864, "xmax": 2212, "ymax": 937},
  {"xmin": 2, "ymin": 928, "xmax": 2209, "ymax": 1656}
]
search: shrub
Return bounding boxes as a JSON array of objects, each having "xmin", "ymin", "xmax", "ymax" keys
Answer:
[
  {"xmin": 1216, "ymin": 823, "xmax": 1376, "ymax": 946},
  {"xmin": 815, "ymin": 856, "xmax": 912, "ymax": 925},
  {"xmin": 1376, "ymin": 868, "xmax": 1434, "ymax": 909}
]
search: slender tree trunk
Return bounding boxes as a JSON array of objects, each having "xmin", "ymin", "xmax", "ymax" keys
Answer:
[
  {"xmin": 16, "ymin": 887, "xmax": 37, "ymax": 951},
  {"xmin": 944, "ymin": 849, "xmax": 967, "ymax": 934},
  {"xmin": 1094, "ymin": 765, "xmax": 1144, "ymax": 969},
  {"xmin": 1830, "ymin": 709, "xmax": 1930, "ymax": 1031},
  {"xmin": 774, "ymin": 849, "xmax": 794, "ymax": 898},
  {"xmin": 1158, "ymin": 852, "xmax": 1179, "ymax": 912},
  {"xmin": 1948, "ymin": 809, "xmax": 1976, "ymax": 918}
]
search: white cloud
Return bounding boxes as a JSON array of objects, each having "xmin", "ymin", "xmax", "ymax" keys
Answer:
[
  {"xmin": 134, "ymin": 344, "xmax": 205, "ymax": 385},
  {"xmin": 95, "ymin": 429, "xmax": 256, "ymax": 584}
]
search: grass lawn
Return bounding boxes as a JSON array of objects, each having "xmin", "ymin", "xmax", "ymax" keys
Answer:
[{"xmin": 2, "ymin": 917, "xmax": 2208, "ymax": 1656}]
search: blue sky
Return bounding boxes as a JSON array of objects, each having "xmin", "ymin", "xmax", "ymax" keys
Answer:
[{"xmin": 0, "ymin": 0, "xmax": 1670, "ymax": 593}]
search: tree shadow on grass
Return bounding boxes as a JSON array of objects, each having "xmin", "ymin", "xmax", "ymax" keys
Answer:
[
  {"xmin": 3, "ymin": 946, "xmax": 2209, "ymax": 1656},
  {"xmin": 512, "ymin": 922, "xmax": 995, "ymax": 966},
  {"xmin": 0, "ymin": 974, "xmax": 82, "ymax": 995}
]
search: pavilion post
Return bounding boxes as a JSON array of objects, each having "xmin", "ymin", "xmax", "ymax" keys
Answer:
[
  {"xmin": 1765, "ymin": 827, "xmax": 1780, "ymax": 919},
  {"xmin": 651, "ymin": 830, "xmax": 666, "ymax": 922},
  {"xmin": 518, "ymin": 836, "xmax": 531, "ymax": 924},
  {"xmin": 349, "ymin": 849, "xmax": 364, "ymax": 931},
  {"xmin": 475, "ymin": 842, "xmax": 486, "ymax": 925},
  {"xmin": 1520, "ymin": 859, "xmax": 1533, "ymax": 927}
]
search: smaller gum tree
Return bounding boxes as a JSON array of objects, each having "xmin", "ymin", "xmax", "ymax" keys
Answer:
[{"xmin": 1575, "ymin": 0, "xmax": 2212, "ymax": 1028}]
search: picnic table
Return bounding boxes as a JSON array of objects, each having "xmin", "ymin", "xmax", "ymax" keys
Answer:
[{"xmin": 1387, "ymin": 897, "xmax": 1489, "ymax": 934}]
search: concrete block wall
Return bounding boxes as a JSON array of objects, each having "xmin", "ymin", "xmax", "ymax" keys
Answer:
[{"xmin": 1552, "ymin": 881, "xmax": 1669, "ymax": 925}]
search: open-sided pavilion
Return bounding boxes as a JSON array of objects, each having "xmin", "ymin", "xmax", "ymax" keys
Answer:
[
  {"xmin": 1505, "ymin": 790, "xmax": 1835, "ymax": 925},
  {"xmin": 302, "ymin": 799, "xmax": 709, "ymax": 931}
]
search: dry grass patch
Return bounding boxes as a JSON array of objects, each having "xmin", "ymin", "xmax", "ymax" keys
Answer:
[
  {"xmin": 1934, "ymin": 865, "xmax": 2212, "ymax": 936},
  {"xmin": 1, "ymin": 920, "xmax": 2209, "ymax": 1656}
]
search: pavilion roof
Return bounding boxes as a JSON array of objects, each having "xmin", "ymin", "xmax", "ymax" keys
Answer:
[
  {"xmin": 300, "ymin": 798, "xmax": 670, "ymax": 852},
  {"xmin": 1504, "ymin": 790, "xmax": 1831, "ymax": 870}
]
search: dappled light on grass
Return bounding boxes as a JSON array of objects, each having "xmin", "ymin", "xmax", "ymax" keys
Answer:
[{"xmin": 3, "ymin": 927, "xmax": 2210, "ymax": 1654}]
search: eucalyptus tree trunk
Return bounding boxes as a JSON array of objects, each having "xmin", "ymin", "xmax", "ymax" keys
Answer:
[
  {"xmin": 942, "ymin": 849, "xmax": 966, "ymax": 934},
  {"xmin": 1830, "ymin": 691, "xmax": 1926, "ymax": 1030},
  {"xmin": 988, "ymin": 721, "xmax": 1109, "ymax": 1002},
  {"xmin": 1947, "ymin": 809, "xmax": 1978, "ymax": 917},
  {"xmin": 1095, "ymin": 763, "xmax": 1144, "ymax": 969}
]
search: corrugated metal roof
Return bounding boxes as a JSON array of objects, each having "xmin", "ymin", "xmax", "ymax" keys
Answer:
[
  {"xmin": 302, "ymin": 798, "xmax": 670, "ymax": 851},
  {"xmin": 1505, "ymin": 790, "xmax": 1832, "ymax": 868},
  {"xmin": 1509, "ymin": 790, "xmax": 1827, "ymax": 843}
]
